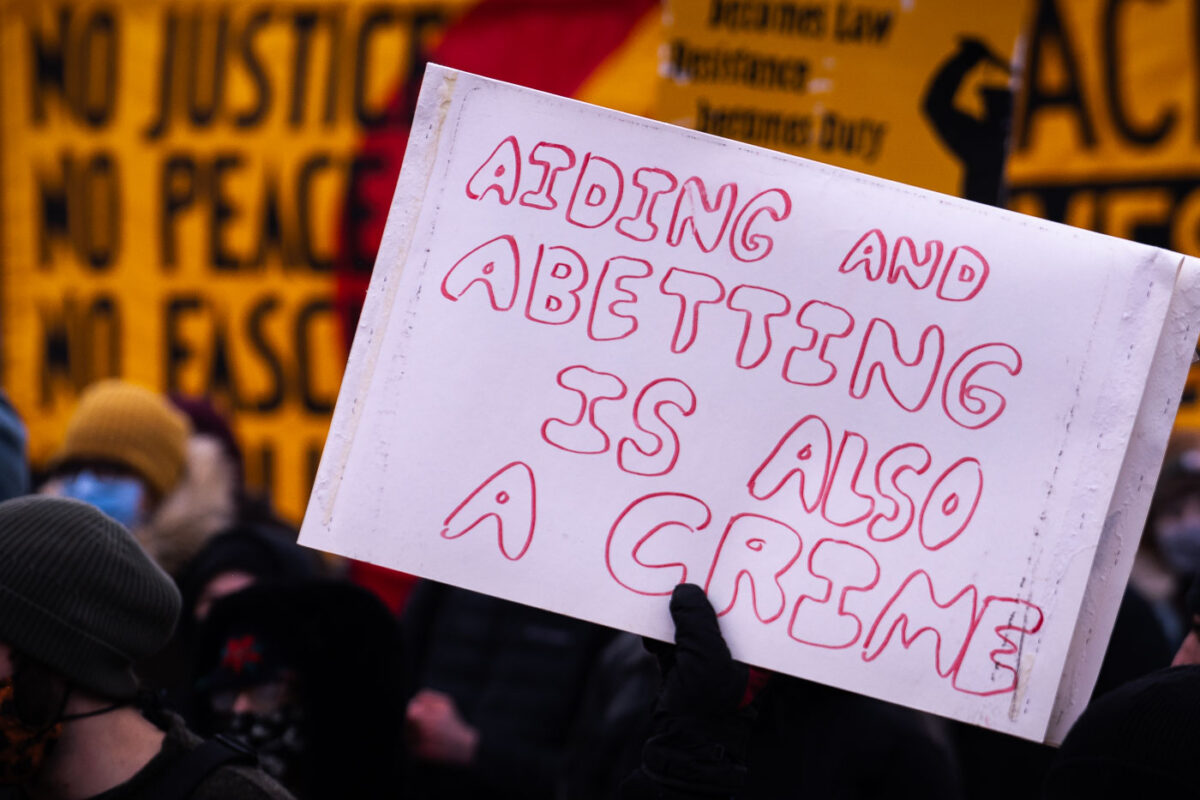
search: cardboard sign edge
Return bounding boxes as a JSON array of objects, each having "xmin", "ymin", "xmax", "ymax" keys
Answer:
[{"xmin": 1043, "ymin": 255, "xmax": 1200, "ymax": 744}]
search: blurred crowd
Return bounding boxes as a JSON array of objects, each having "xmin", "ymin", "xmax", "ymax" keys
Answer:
[{"xmin": 0, "ymin": 378, "xmax": 1195, "ymax": 799}]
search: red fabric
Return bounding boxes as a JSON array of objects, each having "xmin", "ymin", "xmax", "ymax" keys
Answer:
[
  {"xmin": 739, "ymin": 666, "xmax": 772, "ymax": 709},
  {"xmin": 347, "ymin": 560, "xmax": 419, "ymax": 615},
  {"xmin": 432, "ymin": 0, "xmax": 657, "ymax": 94},
  {"xmin": 334, "ymin": 0, "xmax": 657, "ymax": 347}
]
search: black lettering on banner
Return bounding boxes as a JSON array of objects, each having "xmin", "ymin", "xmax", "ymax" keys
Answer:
[
  {"xmin": 210, "ymin": 152, "xmax": 244, "ymax": 270},
  {"xmin": 186, "ymin": 8, "xmax": 230, "ymax": 128},
  {"xmin": 668, "ymin": 40, "xmax": 810, "ymax": 93},
  {"xmin": 833, "ymin": 2, "xmax": 892, "ymax": 44},
  {"xmin": 160, "ymin": 154, "xmax": 197, "ymax": 269},
  {"xmin": 38, "ymin": 293, "xmax": 122, "ymax": 407},
  {"xmin": 696, "ymin": 100, "xmax": 817, "ymax": 151},
  {"xmin": 164, "ymin": 294, "xmax": 205, "ymax": 393},
  {"xmin": 162, "ymin": 151, "xmax": 380, "ymax": 273},
  {"xmin": 1009, "ymin": 174, "xmax": 1200, "ymax": 252},
  {"xmin": 1195, "ymin": 4, "xmax": 1200, "ymax": 142},
  {"xmin": 706, "ymin": 0, "xmax": 827, "ymax": 38},
  {"xmin": 250, "ymin": 168, "xmax": 294, "ymax": 268},
  {"xmin": 290, "ymin": 11, "xmax": 320, "ymax": 126},
  {"xmin": 29, "ymin": 5, "xmax": 118, "ymax": 127},
  {"xmin": 37, "ymin": 155, "xmax": 70, "ymax": 265},
  {"xmin": 78, "ymin": 7, "xmax": 118, "ymax": 125},
  {"xmin": 206, "ymin": 314, "xmax": 241, "ymax": 407},
  {"xmin": 144, "ymin": 10, "xmax": 178, "ymax": 139},
  {"xmin": 323, "ymin": 7, "xmax": 345, "ymax": 124},
  {"xmin": 143, "ymin": 4, "xmax": 451, "ymax": 136},
  {"xmin": 344, "ymin": 155, "xmax": 385, "ymax": 272},
  {"xmin": 78, "ymin": 153, "xmax": 120, "ymax": 268},
  {"xmin": 247, "ymin": 296, "xmax": 286, "ymax": 412},
  {"xmin": 30, "ymin": 7, "xmax": 71, "ymax": 123},
  {"xmin": 235, "ymin": 9, "xmax": 272, "ymax": 128},
  {"xmin": 297, "ymin": 154, "xmax": 334, "ymax": 271},
  {"xmin": 1016, "ymin": 0, "xmax": 1097, "ymax": 151},
  {"xmin": 163, "ymin": 293, "xmax": 289, "ymax": 412},
  {"xmin": 1102, "ymin": 0, "xmax": 1175, "ymax": 146},
  {"xmin": 37, "ymin": 151, "xmax": 120, "ymax": 269}
]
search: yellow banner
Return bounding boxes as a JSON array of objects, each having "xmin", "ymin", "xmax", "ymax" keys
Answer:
[
  {"xmin": 1006, "ymin": 0, "xmax": 1200, "ymax": 428},
  {"xmin": 0, "ymin": 0, "xmax": 474, "ymax": 522},
  {"xmin": 0, "ymin": 0, "xmax": 662, "ymax": 523},
  {"xmin": 656, "ymin": 0, "xmax": 1030, "ymax": 196}
]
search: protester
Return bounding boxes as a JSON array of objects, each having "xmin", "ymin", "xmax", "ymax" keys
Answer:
[
  {"xmin": 952, "ymin": 582, "xmax": 1172, "ymax": 798},
  {"xmin": 139, "ymin": 523, "xmax": 320, "ymax": 713},
  {"xmin": 1130, "ymin": 448, "xmax": 1200, "ymax": 645},
  {"xmin": 621, "ymin": 583, "xmax": 963, "ymax": 800},
  {"xmin": 177, "ymin": 525, "xmax": 319, "ymax": 625},
  {"xmin": 38, "ymin": 380, "xmax": 230, "ymax": 577},
  {"xmin": 0, "ymin": 392, "xmax": 29, "ymax": 502},
  {"xmin": 170, "ymin": 394, "xmax": 419, "ymax": 616},
  {"xmin": 620, "ymin": 583, "xmax": 761, "ymax": 799},
  {"xmin": 1169, "ymin": 575, "xmax": 1200, "ymax": 666},
  {"xmin": 0, "ymin": 495, "xmax": 292, "ymax": 799},
  {"xmin": 190, "ymin": 579, "xmax": 406, "ymax": 799},
  {"xmin": 1042, "ymin": 665, "xmax": 1200, "ymax": 797},
  {"xmin": 401, "ymin": 580, "xmax": 617, "ymax": 798},
  {"xmin": 168, "ymin": 395, "xmax": 295, "ymax": 542},
  {"xmin": 560, "ymin": 631, "xmax": 659, "ymax": 800}
]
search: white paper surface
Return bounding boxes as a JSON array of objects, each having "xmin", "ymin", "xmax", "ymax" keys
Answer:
[
  {"xmin": 301, "ymin": 65, "xmax": 1199, "ymax": 742},
  {"xmin": 1043, "ymin": 257, "xmax": 1200, "ymax": 744}
]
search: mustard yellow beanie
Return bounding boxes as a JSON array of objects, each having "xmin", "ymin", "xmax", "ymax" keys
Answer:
[{"xmin": 55, "ymin": 380, "xmax": 191, "ymax": 498}]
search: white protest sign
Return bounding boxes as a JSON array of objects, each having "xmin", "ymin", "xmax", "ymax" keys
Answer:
[{"xmin": 300, "ymin": 65, "xmax": 1200, "ymax": 742}]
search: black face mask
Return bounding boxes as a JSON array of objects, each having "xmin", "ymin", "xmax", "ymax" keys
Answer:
[
  {"xmin": 225, "ymin": 707, "xmax": 306, "ymax": 783},
  {"xmin": 0, "ymin": 679, "xmax": 61, "ymax": 785}
]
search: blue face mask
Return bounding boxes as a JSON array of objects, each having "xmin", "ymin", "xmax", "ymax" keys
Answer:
[
  {"xmin": 1157, "ymin": 520, "xmax": 1200, "ymax": 576},
  {"xmin": 56, "ymin": 470, "xmax": 145, "ymax": 529}
]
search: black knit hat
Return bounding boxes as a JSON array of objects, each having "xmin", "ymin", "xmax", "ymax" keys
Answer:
[
  {"xmin": 1043, "ymin": 666, "xmax": 1200, "ymax": 797},
  {"xmin": 0, "ymin": 496, "xmax": 181, "ymax": 699}
]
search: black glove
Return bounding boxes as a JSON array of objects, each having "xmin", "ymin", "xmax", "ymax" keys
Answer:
[{"xmin": 624, "ymin": 584, "xmax": 768, "ymax": 798}]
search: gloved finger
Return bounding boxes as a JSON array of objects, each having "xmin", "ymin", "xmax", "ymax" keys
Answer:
[
  {"xmin": 669, "ymin": 583, "xmax": 738, "ymax": 702},
  {"xmin": 669, "ymin": 583, "xmax": 729, "ymax": 660}
]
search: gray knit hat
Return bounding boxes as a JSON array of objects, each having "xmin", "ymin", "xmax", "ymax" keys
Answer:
[{"xmin": 0, "ymin": 496, "xmax": 181, "ymax": 699}]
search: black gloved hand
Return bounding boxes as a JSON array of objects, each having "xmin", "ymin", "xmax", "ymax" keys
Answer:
[{"xmin": 627, "ymin": 583, "xmax": 769, "ymax": 798}]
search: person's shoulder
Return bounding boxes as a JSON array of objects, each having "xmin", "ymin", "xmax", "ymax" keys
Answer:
[
  {"xmin": 191, "ymin": 763, "xmax": 297, "ymax": 800},
  {"xmin": 150, "ymin": 711, "xmax": 297, "ymax": 800}
]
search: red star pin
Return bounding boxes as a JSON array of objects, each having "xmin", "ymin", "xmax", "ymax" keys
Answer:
[{"xmin": 220, "ymin": 635, "xmax": 263, "ymax": 674}]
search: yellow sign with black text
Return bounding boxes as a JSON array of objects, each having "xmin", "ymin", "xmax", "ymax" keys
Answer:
[
  {"xmin": 657, "ymin": 0, "xmax": 1030, "ymax": 197},
  {"xmin": 1, "ymin": 0, "xmax": 662, "ymax": 522},
  {"xmin": 1006, "ymin": 0, "xmax": 1200, "ymax": 428}
]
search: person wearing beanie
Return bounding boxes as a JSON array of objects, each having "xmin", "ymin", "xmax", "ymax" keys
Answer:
[
  {"xmin": 190, "ymin": 580, "xmax": 407, "ymax": 800},
  {"xmin": 177, "ymin": 525, "xmax": 319, "ymax": 625},
  {"xmin": 40, "ymin": 380, "xmax": 231, "ymax": 577},
  {"xmin": 0, "ymin": 496, "xmax": 293, "ymax": 800},
  {"xmin": 136, "ymin": 524, "xmax": 319, "ymax": 714},
  {"xmin": 1129, "ymin": 446, "xmax": 1200, "ymax": 646},
  {"xmin": 0, "ymin": 392, "xmax": 30, "ymax": 503},
  {"xmin": 48, "ymin": 379, "xmax": 189, "ymax": 504}
]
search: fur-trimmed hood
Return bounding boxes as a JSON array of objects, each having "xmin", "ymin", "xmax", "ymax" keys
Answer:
[{"xmin": 135, "ymin": 434, "xmax": 237, "ymax": 576}]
